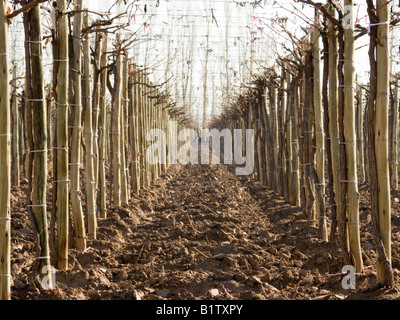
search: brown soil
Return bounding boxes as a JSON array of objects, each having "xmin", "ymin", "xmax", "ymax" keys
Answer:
[{"xmin": 9, "ymin": 159, "xmax": 400, "ymax": 300}]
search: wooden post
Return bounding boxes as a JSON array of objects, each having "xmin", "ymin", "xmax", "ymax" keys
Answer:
[
  {"xmin": 277, "ymin": 78, "xmax": 285, "ymax": 196},
  {"xmin": 327, "ymin": 5, "xmax": 343, "ymax": 248},
  {"xmin": 153, "ymin": 87, "xmax": 160, "ymax": 181},
  {"xmin": 23, "ymin": 12, "xmax": 34, "ymax": 189},
  {"xmin": 112, "ymin": 41, "xmax": 122, "ymax": 205},
  {"xmin": 120, "ymin": 54, "xmax": 129, "ymax": 204},
  {"xmin": 30, "ymin": 2, "xmax": 53, "ymax": 283},
  {"xmin": 337, "ymin": 10, "xmax": 351, "ymax": 263},
  {"xmin": 272, "ymin": 86, "xmax": 279, "ymax": 192},
  {"xmin": 261, "ymin": 87, "xmax": 272, "ymax": 187},
  {"xmin": 258, "ymin": 88, "xmax": 267, "ymax": 185},
  {"xmin": 144, "ymin": 77, "xmax": 151, "ymax": 187},
  {"xmin": 11, "ymin": 64, "xmax": 20, "ymax": 187},
  {"xmin": 356, "ymin": 87, "xmax": 366, "ymax": 182},
  {"xmin": 161, "ymin": 106, "xmax": 169, "ymax": 172},
  {"xmin": 149, "ymin": 83, "xmax": 155, "ymax": 181},
  {"xmin": 303, "ymin": 53, "xmax": 316, "ymax": 225},
  {"xmin": 285, "ymin": 72, "xmax": 292, "ymax": 200},
  {"xmin": 364, "ymin": 89, "xmax": 370, "ymax": 184},
  {"xmin": 0, "ymin": 0, "xmax": 11, "ymax": 300},
  {"xmin": 322, "ymin": 27, "xmax": 337, "ymax": 241},
  {"xmin": 46, "ymin": 89, "xmax": 52, "ymax": 165},
  {"xmin": 143, "ymin": 75, "xmax": 148, "ymax": 186},
  {"xmin": 158, "ymin": 94, "xmax": 163, "ymax": 177},
  {"xmin": 251, "ymin": 103, "xmax": 259, "ymax": 182},
  {"xmin": 55, "ymin": 0, "xmax": 69, "ymax": 270},
  {"xmin": 391, "ymin": 77, "xmax": 399, "ymax": 190},
  {"xmin": 19, "ymin": 103, "xmax": 25, "ymax": 178},
  {"xmin": 265, "ymin": 88, "xmax": 274, "ymax": 190},
  {"xmin": 70, "ymin": 0, "xmax": 86, "ymax": 251},
  {"xmin": 203, "ymin": 19, "xmax": 210, "ymax": 128},
  {"xmin": 375, "ymin": 0, "xmax": 392, "ymax": 286},
  {"xmin": 366, "ymin": 0, "xmax": 394, "ymax": 287},
  {"xmin": 138, "ymin": 72, "xmax": 146, "ymax": 189},
  {"xmin": 280, "ymin": 68, "xmax": 288, "ymax": 200},
  {"xmin": 92, "ymin": 31, "xmax": 102, "ymax": 200},
  {"xmin": 292, "ymin": 78, "xmax": 300, "ymax": 206},
  {"xmin": 299, "ymin": 72, "xmax": 306, "ymax": 213},
  {"xmin": 99, "ymin": 33, "xmax": 108, "ymax": 219},
  {"xmin": 83, "ymin": 14, "xmax": 97, "ymax": 239},
  {"xmin": 144, "ymin": 76, "xmax": 154, "ymax": 186},
  {"xmin": 312, "ymin": 19, "xmax": 327, "ymax": 240},
  {"xmin": 343, "ymin": 0, "xmax": 363, "ymax": 272},
  {"xmin": 252, "ymin": 102, "xmax": 261, "ymax": 182},
  {"xmin": 129, "ymin": 68, "xmax": 140, "ymax": 195}
]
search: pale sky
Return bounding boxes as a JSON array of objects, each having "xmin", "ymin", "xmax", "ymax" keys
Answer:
[{"xmin": 8, "ymin": 0, "xmax": 400, "ymax": 125}]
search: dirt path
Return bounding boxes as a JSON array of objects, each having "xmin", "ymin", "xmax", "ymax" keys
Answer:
[{"xmin": 10, "ymin": 159, "xmax": 400, "ymax": 300}]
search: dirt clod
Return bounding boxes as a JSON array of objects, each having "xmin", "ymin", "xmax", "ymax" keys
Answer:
[{"xmin": 9, "ymin": 161, "xmax": 400, "ymax": 300}]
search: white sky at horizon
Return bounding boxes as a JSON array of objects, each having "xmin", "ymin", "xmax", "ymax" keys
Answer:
[{"xmin": 7, "ymin": 0, "xmax": 400, "ymax": 125}]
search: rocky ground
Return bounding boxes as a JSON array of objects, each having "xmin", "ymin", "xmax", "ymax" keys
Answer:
[{"xmin": 8, "ymin": 153, "xmax": 400, "ymax": 300}]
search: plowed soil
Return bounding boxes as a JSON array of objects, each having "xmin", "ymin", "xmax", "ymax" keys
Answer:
[{"xmin": 9, "ymin": 153, "xmax": 400, "ymax": 300}]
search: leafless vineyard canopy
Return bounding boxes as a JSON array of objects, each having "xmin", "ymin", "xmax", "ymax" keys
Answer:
[{"xmin": 1, "ymin": 0, "xmax": 400, "ymax": 301}]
